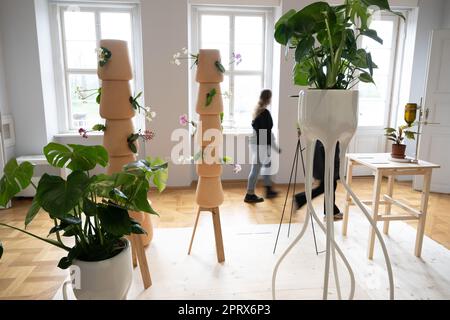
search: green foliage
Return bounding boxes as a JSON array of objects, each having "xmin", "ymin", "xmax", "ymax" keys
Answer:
[
  {"xmin": 274, "ymin": 0, "xmax": 404, "ymax": 89},
  {"xmin": 92, "ymin": 124, "xmax": 106, "ymax": 132},
  {"xmin": 0, "ymin": 142, "xmax": 168, "ymax": 268},
  {"xmin": 127, "ymin": 133, "xmax": 139, "ymax": 153},
  {"xmin": 384, "ymin": 124, "xmax": 416, "ymax": 144},
  {"xmin": 215, "ymin": 61, "xmax": 226, "ymax": 73},
  {"xmin": 0, "ymin": 160, "xmax": 34, "ymax": 207},
  {"xmin": 44, "ymin": 143, "xmax": 108, "ymax": 171},
  {"xmin": 206, "ymin": 88, "xmax": 217, "ymax": 107},
  {"xmin": 98, "ymin": 47, "xmax": 112, "ymax": 67}
]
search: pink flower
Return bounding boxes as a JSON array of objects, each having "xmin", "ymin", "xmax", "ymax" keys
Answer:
[
  {"xmin": 179, "ymin": 114, "xmax": 189, "ymax": 126},
  {"xmin": 78, "ymin": 128, "xmax": 88, "ymax": 139},
  {"xmin": 142, "ymin": 130, "xmax": 155, "ymax": 141},
  {"xmin": 232, "ymin": 52, "xmax": 242, "ymax": 65}
]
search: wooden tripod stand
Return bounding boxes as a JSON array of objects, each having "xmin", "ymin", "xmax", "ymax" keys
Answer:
[{"xmin": 188, "ymin": 207, "xmax": 225, "ymax": 262}]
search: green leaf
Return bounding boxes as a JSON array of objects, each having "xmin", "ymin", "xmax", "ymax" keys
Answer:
[
  {"xmin": 404, "ymin": 131, "xmax": 416, "ymax": 140},
  {"xmin": 274, "ymin": 9, "xmax": 296, "ymax": 45},
  {"xmin": 293, "ymin": 62, "xmax": 309, "ymax": 86},
  {"xmin": 0, "ymin": 241, "xmax": 3, "ymax": 259},
  {"xmin": 44, "ymin": 143, "xmax": 108, "ymax": 171},
  {"xmin": 295, "ymin": 36, "xmax": 315, "ymax": 62},
  {"xmin": 0, "ymin": 159, "xmax": 34, "ymax": 207},
  {"xmin": 215, "ymin": 61, "xmax": 226, "ymax": 73},
  {"xmin": 206, "ymin": 88, "xmax": 217, "ymax": 107},
  {"xmin": 128, "ymin": 141, "xmax": 138, "ymax": 154},
  {"xmin": 35, "ymin": 171, "xmax": 90, "ymax": 219},
  {"xmin": 360, "ymin": 29, "xmax": 383, "ymax": 44},
  {"xmin": 82, "ymin": 197, "xmax": 98, "ymax": 217},
  {"xmin": 96, "ymin": 88, "xmax": 102, "ymax": 104},
  {"xmin": 97, "ymin": 204, "xmax": 132, "ymax": 237},
  {"xmin": 92, "ymin": 124, "xmax": 106, "ymax": 132},
  {"xmin": 359, "ymin": 72, "xmax": 374, "ymax": 83},
  {"xmin": 361, "ymin": 0, "xmax": 391, "ymax": 11},
  {"xmin": 25, "ymin": 197, "xmax": 41, "ymax": 227}
]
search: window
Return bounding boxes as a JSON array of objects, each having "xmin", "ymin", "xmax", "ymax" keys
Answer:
[
  {"xmin": 357, "ymin": 13, "xmax": 401, "ymax": 127},
  {"xmin": 51, "ymin": 3, "xmax": 141, "ymax": 131},
  {"xmin": 191, "ymin": 6, "xmax": 274, "ymax": 132}
]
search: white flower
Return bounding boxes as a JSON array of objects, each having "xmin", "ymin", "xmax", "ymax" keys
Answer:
[
  {"xmin": 174, "ymin": 59, "xmax": 181, "ymax": 66},
  {"xmin": 150, "ymin": 111, "xmax": 156, "ymax": 118},
  {"xmin": 233, "ymin": 164, "xmax": 242, "ymax": 173},
  {"xmin": 182, "ymin": 47, "xmax": 188, "ymax": 55}
]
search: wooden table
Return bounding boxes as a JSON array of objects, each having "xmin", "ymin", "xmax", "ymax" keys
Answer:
[{"xmin": 342, "ymin": 153, "xmax": 440, "ymax": 258}]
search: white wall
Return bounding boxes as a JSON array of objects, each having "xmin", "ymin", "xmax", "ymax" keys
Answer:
[
  {"xmin": 444, "ymin": 0, "xmax": 450, "ymax": 28},
  {"xmin": 0, "ymin": 30, "xmax": 15, "ymax": 160},
  {"xmin": 0, "ymin": 0, "xmax": 53, "ymax": 155}
]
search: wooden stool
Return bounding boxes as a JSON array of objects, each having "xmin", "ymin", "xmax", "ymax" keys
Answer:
[
  {"xmin": 130, "ymin": 234, "xmax": 152, "ymax": 289},
  {"xmin": 188, "ymin": 207, "xmax": 225, "ymax": 262}
]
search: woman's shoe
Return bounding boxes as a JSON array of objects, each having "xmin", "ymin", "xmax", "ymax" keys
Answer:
[
  {"xmin": 265, "ymin": 186, "xmax": 279, "ymax": 199},
  {"xmin": 323, "ymin": 212, "xmax": 344, "ymax": 221},
  {"xmin": 244, "ymin": 194, "xmax": 264, "ymax": 203}
]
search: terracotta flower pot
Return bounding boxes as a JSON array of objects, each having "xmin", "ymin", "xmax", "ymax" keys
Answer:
[
  {"xmin": 391, "ymin": 144, "xmax": 406, "ymax": 159},
  {"xmin": 196, "ymin": 49, "xmax": 224, "ymax": 83},
  {"xmin": 103, "ymin": 119, "xmax": 137, "ymax": 157},
  {"xmin": 196, "ymin": 115, "xmax": 223, "ymax": 147},
  {"xmin": 107, "ymin": 154, "xmax": 136, "ymax": 174},
  {"xmin": 196, "ymin": 83, "xmax": 223, "ymax": 115},
  {"xmin": 100, "ymin": 81, "xmax": 135, "ymax": 120},
  {"xmin": 195, "ymin": 176, "xmax": 224, "ymax": 208},
  {"xmin": 97, "ymin": 40, "xmax": 133, "ymax": 81},
  {"xmin": 196, "ymin": 163, "xmax": 222, "ymax": 177}
]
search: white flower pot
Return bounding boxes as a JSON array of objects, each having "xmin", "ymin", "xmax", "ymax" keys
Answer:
[
  {"xmin": 63, "ymin": 239, "xmax": 133, "ymax": 300},
  {"xmin": 298, "ymin": 89, "xmax": 358, "ymax": 148}
]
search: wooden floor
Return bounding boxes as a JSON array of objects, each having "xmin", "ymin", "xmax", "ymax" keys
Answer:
[{"xmin": 0, "ymin": 177, "xmax": 449, "ymax": 299}]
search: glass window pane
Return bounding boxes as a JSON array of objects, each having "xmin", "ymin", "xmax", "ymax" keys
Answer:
[
  {"xmin": 221, "ymin": 75, "xmax": 231, "ymax": 127},
  {"xmin": 234, "ymin": 16, "xmax": 264, "ymax": 71},
  {"xmin": 200, "ymin": 15, "xmax": 230, "ymax": 65},
  {"xmin": 233, "ymin": 75, "xmax": 263, "ymax": 129},
  {"xmin": 358, "ymin": 18, "xmax": 395, "ymax": 127},
  {"xmin": 64, "ymin": 11, "xmax": 97, "ymax": 69},
  {"xmin": 100, "ymin": 12, "xmax": 132, "ymax": 42},
  {"xmin": 68, "ymin": 74, "xmax": 103, "ymax": 129}
]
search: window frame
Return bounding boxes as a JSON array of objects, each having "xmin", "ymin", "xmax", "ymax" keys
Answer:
[
  {"xmin": 50, "ymin": 1, "xmax": 144, "ymax": 133},
  {"xmin": 190, "ymin": 5, "xmax": 274, "ymax": 133}
]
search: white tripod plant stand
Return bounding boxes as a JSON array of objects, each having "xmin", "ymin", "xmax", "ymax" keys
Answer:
[{"xmin": 272, "ymin": 89, "xmax": 395, "ymax": 300}]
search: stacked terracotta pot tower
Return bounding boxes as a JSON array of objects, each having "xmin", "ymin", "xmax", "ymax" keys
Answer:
[
  {"xmin": 188, "ymin": 49, "xmax": 226, "ymax": 262},
  {"xmin": 97, "ymin": 39, "xmax": 151, "ymax": 287}
]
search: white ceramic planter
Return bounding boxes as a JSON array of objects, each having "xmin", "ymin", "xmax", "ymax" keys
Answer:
[
  {"xmin": 63, "ymin": 239, "xmax": 133, "ymax": 300},
  {"xmin": 273, "ymin": 89, "xmax": 395, "ymax": 300}
]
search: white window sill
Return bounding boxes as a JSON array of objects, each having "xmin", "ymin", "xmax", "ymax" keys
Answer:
[{"xmin": 54, "ymin": 131, "xmax": 104, "ymax": 138}]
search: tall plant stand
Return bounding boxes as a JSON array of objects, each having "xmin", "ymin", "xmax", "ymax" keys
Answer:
[
  {"xmin": 188, "ymin": 207, "xmax": 225, "ymax": 263},
  {"xmin": 97, "ymin": 39, "xmax": 151, "ymax": 290}
]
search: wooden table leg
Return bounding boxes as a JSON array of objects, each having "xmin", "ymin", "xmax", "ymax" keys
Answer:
[
  {"xmin": 130, "ymin": 234, "xmax": 152, "ymax": 289},
  {"xmin": 368, "ymin": 170, "xmax": 383, "ymax": 259},
  {"xmin": 212, "ymin": 207, "xmax": 225, "ymax": 263},
  {"xmin": 342, "ymin": 159, "xmax": 353, "ymax": 236},
  {"xmin": 188, "ymin": 207, "xmax": 201, "ymax": 255},
  {"xmin": 383, "ymin": 174, "xmax": 394, "ymax": 235},
  {"xmin": 415, "ymin": 170, "xmax": 432, "ymax": 257}
]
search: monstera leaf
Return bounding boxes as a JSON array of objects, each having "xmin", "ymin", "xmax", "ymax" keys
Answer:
[
  {"xmin": 0, "ymin": 159, "xmax": 34, "ymax": 207},
  {"xmin": 35, "ymin": 171, "xmax": 90, "ymax": 219},
  {"xmin": 44, "ymin": 143, "xmax": 108, "ymax": 171}
]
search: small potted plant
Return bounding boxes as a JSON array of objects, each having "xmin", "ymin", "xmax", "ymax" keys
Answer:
[
  {"xmin": 384, "ymin": 124, "xmax": 416, "ymax": 159},
  {"xmin": 0, "ymin": 142, "xmax": 168, "ymax": 299}
]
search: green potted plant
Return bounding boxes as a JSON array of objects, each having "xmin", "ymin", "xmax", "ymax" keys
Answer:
[
  {"xmin": 272, "ymin": 0, "xmax": 403, "ymax": 300},
  {"xmin": 384, "ymin": 124, "xmax": 415, "ymax": 159},
  {"xmin": 0, "ymin": 142, "xmax": 168, "ymax": 299}
]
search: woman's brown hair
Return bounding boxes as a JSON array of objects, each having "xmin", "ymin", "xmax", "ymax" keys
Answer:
[{"xmin": 253, "ymin": 89, "xmax": 272, "ymax": 119}]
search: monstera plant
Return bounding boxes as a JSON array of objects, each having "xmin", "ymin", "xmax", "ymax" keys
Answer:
[
  {"xmin": 274, "ymin": 0, "xmax": 404, "ymax": 89},
  {"xmin": 0, "ymin": 142, "xmax": 168, "ymax": 268}
]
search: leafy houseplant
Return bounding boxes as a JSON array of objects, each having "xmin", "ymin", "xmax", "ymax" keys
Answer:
[
  {"xmin": 0, "ymin": 142, "xmax": 168, "ymax": 268},
  {"xmin": 274, "ymin": 0, "xmax": 404, "ymax": 89},
  {"xmin": 384, "ymin": 124, "xmax": 415, "ymax": 159}
]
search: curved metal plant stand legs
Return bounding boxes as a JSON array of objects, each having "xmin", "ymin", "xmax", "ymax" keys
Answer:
[{"xmin": 272, "ymin": 137, "xmax": 394, "ymax": 300}]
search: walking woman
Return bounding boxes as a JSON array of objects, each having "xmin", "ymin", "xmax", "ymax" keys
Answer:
[{"xmin": 244, "ymin": 89, "xmax": 281, "ymax": 203}]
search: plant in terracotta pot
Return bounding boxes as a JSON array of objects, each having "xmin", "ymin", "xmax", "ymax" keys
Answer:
[
  {"xmin": 0, "ymin": 142, "xmax": 168, "ymax": 299},
  {"xmin": 384, "ymin": 124, "xmax": 415, "ymax": 159},
  {"xmin": 272, "ymin": 0, "xmax": 403, "ymax": 300}
]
